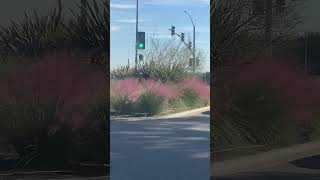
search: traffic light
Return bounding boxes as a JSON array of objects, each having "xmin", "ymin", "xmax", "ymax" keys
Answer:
[
  {"xmin": 139, "ymin": 54, "xmax": 143, "ymax": 61},
  {"xmin": 171, "ymin": 25, "xmax": 175, "ymax": 36},
  {"xmin": 137, "ymin": 32, "xmax": 145, "ymax": 49},
  {"xmin": 188, "ymin": 41, "xmax": 192, "ymax": 50},
  {"xmin": 181, "ymin": 32, "xmax": 185, "ymax": 42},
  {"xmin": 277, "ymin": 0, "xmax": 286, "ymax": 6},
  {"xmin": 189, "ymin": 58, "xmax": 193, "ymax": 67},
  {"xmin": 276, "ymin": 0, "xmax": 286, "ymax": 14},
  {"xmin": 196, "ymin": 58, "xmax": 200, "ymax": 66},
  {"xmin": 253, "ymin": 0, "xmax": 265, "ymax": 16}
]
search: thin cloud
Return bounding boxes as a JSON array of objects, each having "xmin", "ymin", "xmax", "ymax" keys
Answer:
[
  {"xmin": 139, "ymin": 26, "xmax": 209, "ymax": 35},
  {"xmin": 111, "ymin": 25, "xmax": 121, "ymax": 32},
  {"xmin": 111, "ymin": 3, "xmax": 136, "ymax": 9},
  {"xmin": 145, "ymin": 32, "xmax": 172, "ymax": 39},
  {"xmin": 143, "ymin": 0, "xmax": 209, "ymax": 6},
  {"xmin": 179, "ymin": 26, "xmax": 210, "ymax": 33},
  {"xmin": 114, "ymin": 18, "xmax": 151, "ymax": 24}
]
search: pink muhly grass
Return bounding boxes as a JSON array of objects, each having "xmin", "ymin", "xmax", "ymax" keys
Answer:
[
  {"xmin": 111, "ymin": 78, "xmax": 143, "ymax": 102},
  {"xmin": 1, "ymin": 52, "xmax": 106, "ymax": 129},
  {"xmin": 215, "ymin": 56, "xmax": 320, "ymax": 127},
  {"xmin": 180, "ymin": 77, "xmax": 210, "ymax": 102},
  {"xmin": 142, "ymin": 79, "xmax": 178, "ymax": 104}
]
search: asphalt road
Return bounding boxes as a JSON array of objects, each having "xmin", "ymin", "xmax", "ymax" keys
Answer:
[
  {"xmin": 110, "ymin": 111, "xmax": 210, "ymax": 180},
  {"xmin": 212, "ymin": 142, "xmax": 320, "ymax": 180}
]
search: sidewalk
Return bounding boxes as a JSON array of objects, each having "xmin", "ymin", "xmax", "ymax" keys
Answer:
[{"xmin": 212, "ymin": 141, "xmax": 320, "ymax": 176}]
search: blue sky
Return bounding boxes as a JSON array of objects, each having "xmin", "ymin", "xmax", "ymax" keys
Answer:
[{"xmin": 110, "ymin": 0, "xmax": 210, "ymax": 72}]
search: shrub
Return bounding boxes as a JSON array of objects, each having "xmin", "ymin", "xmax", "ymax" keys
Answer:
[
  {"xmin": 136, "ymin": 91, "xmax": 164, "ymax": 116},
  {"xmin": 180, "ymin": 88, "xmax": 202, "ymax": 108},
  {"xmin": 212, "ymin": 81, "xmax": 301, "ymax": 151},
  {"xmin": 111, "ymin": 78, "xmax": 142, "ymax": 103},
  {"xmin": 169, "ymin": 97, "xmax": 188, "ymax": 111},
  {"xmin": 110, "ymin": 65, "xmax": 135, "ymax": 80},
  {"xmin": 110, "ymin": 37, "xmax": 206, "ymax": 83},
  {"xmin": 0, "ymin": 53, "xmax": 108, "ymax": 168},
  {"xmin": 0, "ymin": 7, "xmax": 64, "ymax": 58},
  {"xmin": 180, "ymin": 77, "xmax": 210, "ymax": 104},
  {"xmin": 111, "ymin": 61, "xmax": 190, "ymax": 83},
  {"xmin": 230, "ymin": 83, "xmax": 302, "ymax": 145},
  {"xmin": 143, "ymin": 79, "xmax": 178, "ymax": 104},
  {"xmin": 212, "ymin": 111, "xmax": 255, "ymax": 150},
  {"xmin": 0, "ymin": 0, "xmax": 108, "ymax": 58},
  {"xmin": 110, "ymin": 77, "xmax": 209, "ymax": 115},
  {"xmin": 64, "ymin": 0, "xmax": 108, "ymax": 51},
  {"xmin": 110, "ymin": 93, "xmax": 134, "ymax": 115},
  {"xmin": 0, "ymin": 97, "xmax": 74, "ymax": 168},
  {"xmin": 72, "ymin": 90, "xmax": 108, "ymax": 163}
]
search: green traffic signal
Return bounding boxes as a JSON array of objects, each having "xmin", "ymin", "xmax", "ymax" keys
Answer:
[
  {"xmin": 137, "ymin": 32, "xmax": 145, "ymax": 49},
  {"xmin": 138, "ymin": 43, "xmax": 144, "ymax": 49}
]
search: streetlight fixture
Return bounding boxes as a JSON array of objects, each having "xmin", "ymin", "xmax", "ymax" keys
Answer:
[{"xmin": 184, "ymin": 10, "xmax": 196, "ymax": 74}]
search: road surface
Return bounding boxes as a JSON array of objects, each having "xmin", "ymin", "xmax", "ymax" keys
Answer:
[
  {"xmin": 111, "ymin": 111, "xmax": 210, "ymax": 180},
  {"xmin": 212, "ymin": 141, "xmax": 320, "ymax": 180}
]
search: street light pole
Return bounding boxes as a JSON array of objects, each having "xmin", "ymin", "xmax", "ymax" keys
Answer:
[
  {"xmin": 135, "ymin": 0, "xmax": 139, "ymax": 70},
  {"xmin": 184, "ymin": 11, "xmax": 196, "ymax": 74}
]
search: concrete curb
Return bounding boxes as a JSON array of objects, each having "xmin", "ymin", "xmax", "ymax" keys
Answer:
[
  {"xmin": 111, "ymin": 106, "xmax": 210, "ymax": 121},
  {"xmin": 159, "ymin": 106, "xmax": 210, "ymax": 119},
  {"xmin": 18, "ymin": 177, "xmax": 109, "ymax": 180},
  {"xmin": 212, "ymin": 141, "xmax": 320, "ymax": 176}
]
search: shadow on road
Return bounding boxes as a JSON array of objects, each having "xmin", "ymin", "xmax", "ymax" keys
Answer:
[
  {"xmin": 111, "ymin": 113, "xmax": 210, "ymax": 180},
  {"xmin": 289, "ymin": 155, "xmax": 320, "ymax": 169},
  {"xmin": 201, "ymin": 111, "xmax": 210, "ymax": 116}
]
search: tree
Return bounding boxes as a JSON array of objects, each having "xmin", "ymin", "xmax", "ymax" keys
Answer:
[
  {"xmin": 211, "ymin": 0, "xmax": 305, "ymax": 67},
  {"xmin": 111, "ymin": 37, "xmax": 206, "ymax": 82},
  {"xmin": 142, "ymin": 37, "xmax": 206, "ymax": 72}
]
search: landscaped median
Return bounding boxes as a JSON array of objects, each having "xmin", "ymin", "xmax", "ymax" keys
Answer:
[{"xmin": 110, "ymin": 77, "xmax": 210, "ymax": 117}]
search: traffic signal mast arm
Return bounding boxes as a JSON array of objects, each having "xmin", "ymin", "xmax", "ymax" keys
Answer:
[{"xmin": 169, "ymin": 28, "xmax": 194, "ymax": 53}]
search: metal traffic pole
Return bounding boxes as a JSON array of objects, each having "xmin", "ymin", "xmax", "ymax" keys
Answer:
[
  {"xmin": 184, "ymin": 11, "xmax": 196, "ymax": 75},
  {"xmin": 135, "ymin": 0, "xmax": 139, "ymax": 71}
]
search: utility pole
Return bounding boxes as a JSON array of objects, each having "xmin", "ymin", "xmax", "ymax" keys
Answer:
[
  {"xmin": 184, "ymin": 11, "xmax": 196, "ymax": 74},
  {"xmin": 135, "ymin": 0, "xmax": 139, "ymax": 71},
  {"xmin": 265, "ymin": 0, "xmax": 273, "ymax": 59}
]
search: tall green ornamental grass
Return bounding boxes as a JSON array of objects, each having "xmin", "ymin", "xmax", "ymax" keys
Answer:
[
  {"xmin": 72, "ymin": 90, "xmax": 108, "ymax": 163},
  {"xmin": 0, "ymin": 8, "xmax": 64, "ymax": 57},
  {"xmin": 136, "ymin": 91, "xmax": 164, "ymax": 116},
  {"xmin": 0, "ymin": 0, "xmax": 108, "ymax": 59},
  {"xmin": 212, "ymin": 81, "xmax": 301, "ymax": 151},
  {"xmin": 64, "ymin": 0, "xmax": 108, "ymax": 52},
  {"xmin": 110, "ymin": 92, "xmax": 135, "ymax": 115},
  {"xmin": 180, "ymin": 77, "xmax": 210, "ymax": 105},
  {"xmin": 180, "ymin": 89, "xmax": 201, "ymax": 108}
]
